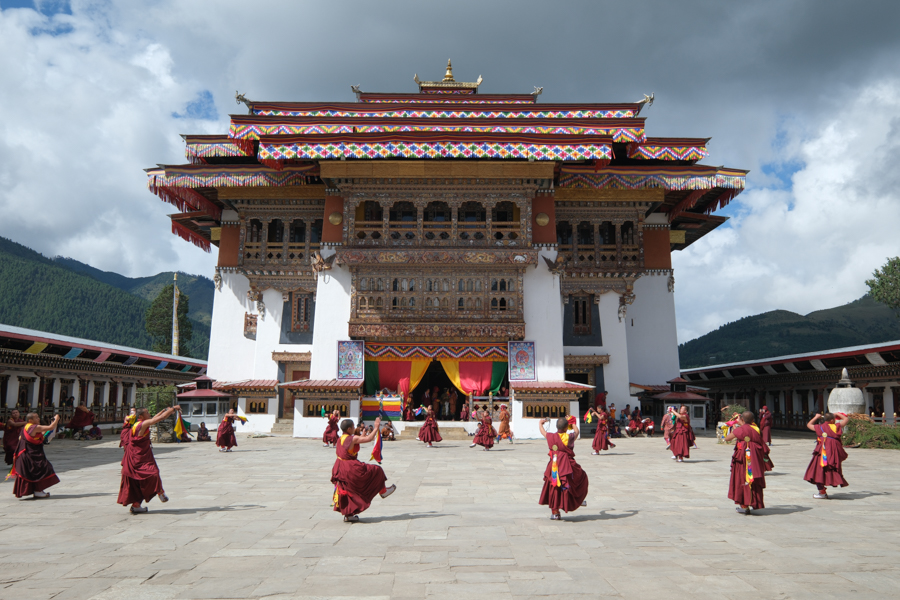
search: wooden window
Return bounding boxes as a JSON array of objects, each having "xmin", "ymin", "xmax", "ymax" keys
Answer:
[
  {"xmin": 572, "ymin": 295, "xmax": 591, "ymax": 335},
  {"xmin": 292, "ymin": 293, "xmax": 313, "ymax": 332},
  {"xmin": 243, "ymin": 313, "xmax": 258, "ymax": 340}
]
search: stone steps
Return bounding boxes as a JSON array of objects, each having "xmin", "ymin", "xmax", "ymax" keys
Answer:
[
  {"xmin": 270, "ymin": 419, "xmax": 293, "ymax": 434},
  {"xmin": 400, "ymin": 423, "xmax": 472, "ymax": 441}
]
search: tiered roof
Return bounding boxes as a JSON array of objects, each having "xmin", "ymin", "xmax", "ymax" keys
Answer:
[{"xmin": 147, "ymin": 62, "xmax": 747, "ymax": 250}]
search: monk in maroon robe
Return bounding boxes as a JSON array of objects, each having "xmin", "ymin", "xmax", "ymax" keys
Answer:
[
  {"xmin": 217, "ymin": 409, "xmax": 239, "ymax": 451},
  {"xmin": 538, "ymin": 416, "xmax": 589, "ymax": 520},
  {"xmin": 662, "ymin": 407, "xmax": 676, "ymax": 448},
  {"xmin": 419, "ymin": 409, "xmax": 442, "ymax": 447},
  {"xmin": 4, "ymin": 409, "xmax": 26, "ymax": 466},
  {"xmin": 670, "ymin": 406, "xmax": 692, "ymax": 462},
  {"xmin": 497, "ymin": 405, "xmax": 513, "ymax": 443},
  {"xmin": 725, "ymin": 412, "xmax": 773, "ymax": 513},
  {"xmin": 120, "ymin": 408, "xmax": 136, "ymax": 449},
  {"xmin": 588, "ymin": 407, "xmax": 615, "ymax": 454},
  {"xmin": 10, "ymin": 413, "xmax": 60, "ymax": 499},
  {"xmin": 322, "ymin": 409, "xmax": 340, "ymax": 447},
  {"xmin": 67, "ymin": 404, "xmax": 95, "ymax": 432},
  {"xmin": 470, "ymin": 406, "xmax": 496, "ymax": 450},
  {"xmin": 759, "ymin": 406, "xmax": 773, "ymax": 446},
  {"xmin": 331, "ymin": 417, "xmax": 396, "ymax": 522},
  {"xmin": 118, "ymin": 405, "xmax": 180, "ymax": 514},
  {"xmin": 804, "ymin": 412, "xmax": 850, "ymax": 499}
]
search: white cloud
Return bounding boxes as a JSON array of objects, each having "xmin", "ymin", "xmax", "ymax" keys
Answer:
[
  {"xmin": 0, "ymin": 6, "xmax": 220, "ymax": 278},
  {"xmin": 674, "ymin": 78, "xmax": 900, "ymax": 342},
  {"xmin": 1, "ymin": 1, "xmax": 900, "ymax": 347}
]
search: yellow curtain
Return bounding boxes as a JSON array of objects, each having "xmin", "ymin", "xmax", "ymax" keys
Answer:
[
  {"xmin": 438, "ymin": 359, "xmax": 467, "ymax": 396},
  {"xmin": 409, "ymin": 360, "xmax": 429, "ymax": 394}
]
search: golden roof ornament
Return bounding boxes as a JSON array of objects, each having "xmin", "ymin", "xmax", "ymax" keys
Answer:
[
  {"xmin": 443, "ymin": 59, "xmax": 455, "ymax": 82},
  {"xmin": 414, "ymin": 61, "xmax": 482, "ymax": 92}
]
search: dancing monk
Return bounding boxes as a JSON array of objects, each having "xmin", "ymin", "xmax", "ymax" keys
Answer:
[
  {"xmin": 3, "ymin": 409, "xmax": 26, "ymax": 466},
  {"xmin": 216, "ymin": 409, "xmax": 240, "ymax": 452},
  {"xmin": 588, "ymin": 407, "xmax": 615, "ymax": 455},
  {"xmin": 322, "ymin": 409, "xmax": 340, "ymax": 448},
  {"xmin": 538, "ymin": 416, "xmax": 589, "ymax": 520},
  {"xmin": 331, "ymin": 417, "xmax": 396, "ymax": 523},
  {"xmin": 9, "ymin": 413, "xmax": 60, "ymax": 499},
  {"xmin": 670, "ymin": 406, "xmax": 693, "ymax": 462},
  {"xmin": 419, "ymin": 409, "xmax": 442, "ymax": 448},
  {"xmin": 118, "ymin": 405, "xmax": 181, "ymax": 514},
  {"xmin": 470, "ymin": 405, "xmax": 496, "ymax": 450},
  {"xmin": 804, "ymin": 412, "xmax": 850, "ymax": 499},
  {"xmin": 497, "ymin": 404, "xmax": 513, "ymax": 444},
  {"xmin": 725, "ymin": 411, "xmax": 772, "ymax": 514},
  {"xmin": 759, "ymin": 406, "xmax": 773, "ymax": 446}
]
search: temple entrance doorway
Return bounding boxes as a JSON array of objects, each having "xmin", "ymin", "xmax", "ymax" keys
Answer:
[
  {"xmin": 408, "ymin": 360, "xmax": 459, "ymax": 420},
  {"xmin": 568, "ymin": 372, "xmax": 592, "ymax": 426}
]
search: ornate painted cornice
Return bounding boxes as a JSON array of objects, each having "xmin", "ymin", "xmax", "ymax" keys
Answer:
[
  {"xmin": 348, "ymin": 322, "xmax": 525, "ymax": 341},
  {"xmin": 564, "ymin": 354, "xmax": 610, "ymax": 367},
  {"xmin": 337, "ymin": 248, "xmax": 537, "ymax": 266}
]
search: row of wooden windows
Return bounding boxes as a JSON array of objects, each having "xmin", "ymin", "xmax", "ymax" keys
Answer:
[
  {"xmin": 357, "ymin": 296, "xmax": 517, "ymax": 311},
  {"xmin": 359, "ymin": 277, "xmax": 517, "ymax": 293}
]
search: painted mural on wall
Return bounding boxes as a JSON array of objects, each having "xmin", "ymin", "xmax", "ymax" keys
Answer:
[
  {"xmin": 337, "ymin": 341, "xmax": 365, "ymax": 379},
  {"xmin": 508, "ymin": 341, "xmax": 536, "ymax": 381}
]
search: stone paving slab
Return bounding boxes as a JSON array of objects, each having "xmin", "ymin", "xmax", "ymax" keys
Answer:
[{"xmin": 0, "ymin": 432, "xmax": 898, "ymax": 599}]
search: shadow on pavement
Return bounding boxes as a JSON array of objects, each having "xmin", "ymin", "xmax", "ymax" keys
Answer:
[
  {"xmin": 565, "ymin": 510, "xmax": 638, "ymax": 522},
  {"xmin": 761, "ymin": 505, "xmax": 813, "ymax": 515},
  {"xmin": 364, "ymin": 511, "xmax": 452, "ymax": 523},
  {"xmin": 41, "ymin": 493, "xmax": 115, "ymax": 500},
  {"xmin": 831, "ymin": 491, "xmax": 890, "ymax": 500},
  {"xmin": 151, "ymin": 504, "xmax": 264, "ymax": 515}
]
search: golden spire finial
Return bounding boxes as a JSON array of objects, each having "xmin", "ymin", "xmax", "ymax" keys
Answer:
[{"xmin": 443, "ymin": 59, "xmax": 455, "ymax": 82}]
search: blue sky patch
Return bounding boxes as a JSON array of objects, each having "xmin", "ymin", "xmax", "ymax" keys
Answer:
[{"xmin": 172, "ymin": 90, "xmax": 218, "ymax": 121}]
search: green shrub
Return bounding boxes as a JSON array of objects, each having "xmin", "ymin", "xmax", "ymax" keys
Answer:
[
  {"xmin": 721, "ymin": 404, "xmax": 748, "ymax": 419},
  {"xmin": 843, "ymin": 419, "xmax": 900, "ymax": 449}
]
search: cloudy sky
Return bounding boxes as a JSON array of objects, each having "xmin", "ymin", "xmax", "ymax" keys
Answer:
[{"xmin": 1, "ymin": 0, "xmax": 899, "ymax": 343}]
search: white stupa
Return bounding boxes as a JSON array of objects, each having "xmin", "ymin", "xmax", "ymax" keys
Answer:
[{"xmin": 827, "ymin": 368, "xmax": 866, "ymax": 415}]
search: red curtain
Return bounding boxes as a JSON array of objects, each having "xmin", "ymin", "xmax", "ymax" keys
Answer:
[
  {"xmin": 377, "ymin": 361, "xmax": 413, "ymax": 398},
  {"xmin": 458, "ymin": 362, "xmax": 494, "ymax": 396}
]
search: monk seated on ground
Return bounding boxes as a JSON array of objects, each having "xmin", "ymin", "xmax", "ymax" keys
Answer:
[
  {"xmin": 609, "ymin": 420, "xmax": 623, "ymax": 438},
  {"xmin": 354, "ymin": 422, "xmax": 366, "ymax": 435},
  {"xmin": 196, "ymin": 423, "xmax": 212, "ymax": 442},
  {"xmin": 85, "ymin": 425, "xmax": 103, "ymax": 440},
  {"xmin": 381, "ymin": 423, "xmax": 395, "ymax": 441}
]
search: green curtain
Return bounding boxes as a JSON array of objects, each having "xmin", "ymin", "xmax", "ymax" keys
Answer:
[
  {"xmin": 364, "ymin": 361, "xmax": 380, "ymax": 396},
  {"xmin": 489, "ymin": 361, "xmax": 508, "ymax": 394}
]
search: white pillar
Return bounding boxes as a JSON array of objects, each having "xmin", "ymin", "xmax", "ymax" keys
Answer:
[
  {"xmin": 808, "ymin": 389, "xmax": 815, "ymax": 414},
  {"xmin": 51, "ymin": 378, "xmax": 62, "ymax": 407},
  {"xmin": 86, "ymin": 380, "xmax": 96, "ymax": 406},
  {"xmin": 6, "ymin": 376, "xmax": 18, "ymax": 408},
  {"xmin": 29, "ymin": 377, "xmax": 41, "ymax": 408},
  {"xmin": 884, "ymin": 386, "xmax": 895, "ymax": 424},
  {"xmin": 129, "ymin": 383, "xmax": 137, "ymax": 406},
  {"xmin": 116, "ymin": 384, "xmax": 124, "ymax": 407},
  {"xmin": 71, "ymin": 379, "xmax": 80, "ymax": 405},
  {"xmin": 100, "ymin": 382, "xmax": 110, "ymax": 406}
]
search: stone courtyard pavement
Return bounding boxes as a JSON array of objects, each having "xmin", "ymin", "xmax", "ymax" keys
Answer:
[{"xmin": 1, "ymin": 431, "xmax": 899, "ymax": 600}]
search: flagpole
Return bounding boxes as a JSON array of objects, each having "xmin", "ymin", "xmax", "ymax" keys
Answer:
[{"xmin": 171, "ymin": 273, "xmax": 180, "ymax": 356}]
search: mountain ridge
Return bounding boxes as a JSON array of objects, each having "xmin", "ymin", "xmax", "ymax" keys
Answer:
[
  {"xmin": 0, "ymin": 236, "xmax": 211, "ymax": 358},
  {"xmin": 679, "ymin": 295, "xmax": 900, "ymax": 368}
]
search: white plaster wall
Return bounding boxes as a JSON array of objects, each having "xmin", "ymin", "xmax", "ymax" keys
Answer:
[
  {"xmin": 563, "ymin": 291, "xmax": 631, "ymax": 405},
  {"xmin": 208, "ymin": 272, "xmax": 257, "ymax": 381},
  {"xmin": 309, "ymin": 250, "xmax": 353, "ymax": 380},
  {"xmin": 626, "ymin": 273, "xmax": 680, "ymax": 386},
  {"xmin": 234, "ymin": 396, "xmax": 277, "ymax": 434},
  {"xmin": 292, "ymin": 398, "xmax": 360, "ymax": 437},
  {"xmin": 524, "ymin": 249, "xmax": 565, "ymax": 381},
  {"xmin": 251, "ymin": 288, "xmax": 286, "ymax": 380},
  {"xmin": 511, "ymin": 399, "xmax": 542, "ymax": 439}
]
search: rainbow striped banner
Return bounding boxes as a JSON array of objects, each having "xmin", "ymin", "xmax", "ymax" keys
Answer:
[{"xmin": 361, "ymin": 397, "xmax": 403, "ymax": 421}]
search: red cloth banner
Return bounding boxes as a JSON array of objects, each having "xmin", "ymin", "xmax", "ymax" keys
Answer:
[
  {"xmin": 458, "ymin": 361, "xmax": 494, "ymax": 396},
  {"xmin": 376, "ymin": 361, "xmax": 413, "ymax": 398}
]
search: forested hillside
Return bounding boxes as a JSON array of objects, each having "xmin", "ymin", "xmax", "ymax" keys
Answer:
[
  {"xmin": 53, "ymin": 257, "xmax": 214, "ymax": 326},
  {"xmin": 0, "ymin": 237, "xmax": 210, "ymax": 358},
  {"xmin": 679, "ymin": 295, "xmax": 900, "ymax": 368}
]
